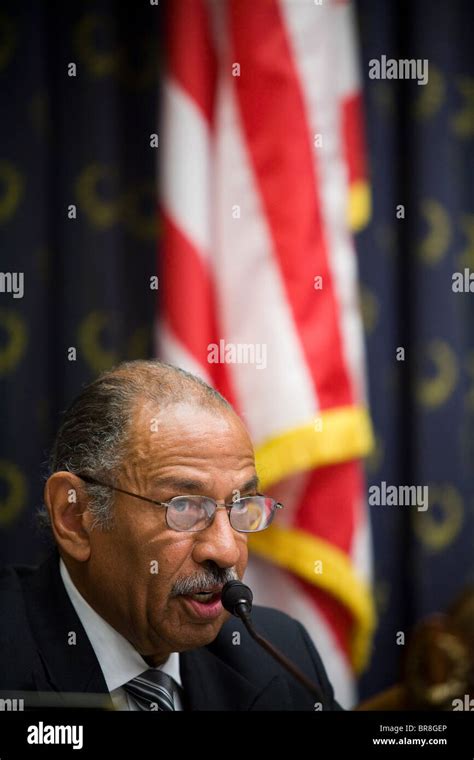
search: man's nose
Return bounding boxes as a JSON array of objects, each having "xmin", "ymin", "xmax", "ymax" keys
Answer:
[{"xmin": 191, "ymin": 507, "xmax": 242, "ymax": 568}]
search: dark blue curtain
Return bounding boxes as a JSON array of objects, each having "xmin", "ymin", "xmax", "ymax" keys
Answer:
[
  {"xmin": 0, "ymin": 0, "xmax": 472, "ymax": 699},
  {"xmin": 356, "ymin": 0, "xmax": 474, "ymax": 697},
  {"xmin": 0, "ymin": 0, "xmax": 159, "ymax": 564}
]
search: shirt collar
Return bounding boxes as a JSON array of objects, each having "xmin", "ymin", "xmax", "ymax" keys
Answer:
[{"xmin": 59, "ymin": 558, "xmax": 182, "ymax": 693}]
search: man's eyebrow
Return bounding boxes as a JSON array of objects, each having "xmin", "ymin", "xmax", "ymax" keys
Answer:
[
  {"xmin": 152, "ymin": 476, "xmax": 207, "ymax": 493},
  {"xmin": 238, "ymin": 475, "xmax": 260, "ymax": 494},
  {"xmin": 151, "ymin": 474, "xmax": 260, "ymax": 496}
]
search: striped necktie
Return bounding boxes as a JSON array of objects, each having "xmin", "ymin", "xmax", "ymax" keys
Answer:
[{"xmin": 123, "ymin": 669, "xmax": 182, "ymax": 711}]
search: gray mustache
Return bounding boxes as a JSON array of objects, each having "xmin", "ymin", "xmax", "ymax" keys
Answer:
[{"xmin": 171, "ymin": 565, "xmax": 238, "ymax": 596}]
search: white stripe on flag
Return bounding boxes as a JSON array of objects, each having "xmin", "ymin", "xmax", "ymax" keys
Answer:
[
  {"xmin": 213, "ymin": 77, "xmax": 319, "ymax": 443},
  {"xmin": 335, "ymin": 1, "xmax": 362, "ymax": 98},
  {"xmin": 351, "ymin": 494, "xmax": 373, "ymax": 583},
  {"xmin": 161, "ymin": 80, "xmax": 212, "ymax": 260},
  {"xmin": 281, "ymin": 0, "xmax": 368, "ymax": 405},
  {"xmin": 157, "ymin": 319, "xmax": 213, "ymax": 384}
]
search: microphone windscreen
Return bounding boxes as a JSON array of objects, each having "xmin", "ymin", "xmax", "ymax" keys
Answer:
[{"xmin": 221, "ymin": 580, "xmax": 253, "ymax": 615}]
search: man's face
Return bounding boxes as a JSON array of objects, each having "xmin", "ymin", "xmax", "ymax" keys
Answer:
[{"xmin": 80, "ymin": 400, "xmax": 256, "ymax": 664}]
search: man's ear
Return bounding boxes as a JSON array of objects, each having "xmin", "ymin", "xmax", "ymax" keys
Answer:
[{"xmin": 44, "ymin": 472, "xmax": 94, "ymax": 562}]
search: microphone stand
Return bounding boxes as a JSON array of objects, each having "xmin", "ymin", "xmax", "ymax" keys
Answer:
[
  {"xmin": 237, "ymin": 605, "xmax": 325, "ymax": 703},
  {"xmin": 223, "ymin": 581, "xmax": 326, "ymax": 706}
]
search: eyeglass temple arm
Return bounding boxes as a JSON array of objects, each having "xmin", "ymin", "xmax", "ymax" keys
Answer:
[{"xmin": 74, "ymin": 474, "xmax": 166, "ymax": 508}]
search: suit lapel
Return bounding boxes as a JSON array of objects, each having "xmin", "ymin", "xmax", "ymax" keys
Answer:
[
  {"xmin": 180, "ymin": 646, "xmax": 292, "ymax": 711},
  {"xmin": 23, "ymin": 550, "xmax": 109, "ymax": 698}
]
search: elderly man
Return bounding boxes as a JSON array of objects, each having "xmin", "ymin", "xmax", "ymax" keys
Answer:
[{"xmin": 0, "ymin": 361, "xmax": 340, "ymax": 711}]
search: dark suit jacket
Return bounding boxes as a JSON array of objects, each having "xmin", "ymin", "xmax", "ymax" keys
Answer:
[{"xmin": 0, "ymin": 552, "xmax": 341, "ymax": 711}]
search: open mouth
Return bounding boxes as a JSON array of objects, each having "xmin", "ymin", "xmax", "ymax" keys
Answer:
[
  {"xmin": 179, "ymin": 588, "xmax": 224, "ymax": 619},
  {"xmin": 186, "ymin": 590, "xmax": 221, "ymax": 604}
]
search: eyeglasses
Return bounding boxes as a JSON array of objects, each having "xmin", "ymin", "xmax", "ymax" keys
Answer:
[{"xmin": 75, "ymin": 474, "xmax": 283, "ymax": 533}]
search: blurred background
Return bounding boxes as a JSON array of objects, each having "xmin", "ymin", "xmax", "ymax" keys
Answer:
[{"xmin": 0, "ymin": 0, "xmax": 473, "ymax": 706}]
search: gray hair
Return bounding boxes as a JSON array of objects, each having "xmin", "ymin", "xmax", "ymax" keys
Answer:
[{"xmin": 38, "ymin": 360, "xmax": 232, "ymax": 533}]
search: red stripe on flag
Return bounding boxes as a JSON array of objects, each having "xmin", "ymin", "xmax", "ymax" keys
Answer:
[
  {"xmin": 165, "ymin": 0, "xmax": 216, "ymax": 123},
  {"xmin": 342, "ymin": 93, "xmax": 367, "ymax": 185},
  {"xmin": 296, "ymin": 578, "xmax": 353, "ymax": 663},
  {"xmin": 293, "ymin": 460, "xmax": 364, "ymax": 663},
  {"xmin": 160, "ymin": 213, "xmax": 238, "ymax": 408},
  {"xmin": 229, "ymin": 0, "xmax": 354, "ymax": 410},
  {"xmin": 294, "ymin": 461, "xmax": 361, "ymax": 553}
]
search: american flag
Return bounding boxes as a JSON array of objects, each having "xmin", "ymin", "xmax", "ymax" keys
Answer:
[{"xmin": 158, "ymin": 0, "xmax": 375, "ymax": 707}]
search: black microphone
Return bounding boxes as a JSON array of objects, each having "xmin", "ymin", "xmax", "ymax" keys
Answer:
[
  {"xmin": 221, "ymin": 578, "xmax": 253, "ymax": 617},
  {"xmin": 222, "ymin": 580, "xmax": 325, "ymax": 705}
]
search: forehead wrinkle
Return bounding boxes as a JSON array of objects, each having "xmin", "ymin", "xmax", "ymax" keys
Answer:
[
  {"xmin": 132, "ymin": 435, "xmax": 252, "ymax": 472},
  {"xmin": 128, "ymin": 413, "xmax": 256, "ymax": 495},
  {"xmin": 142, "ymin": 450, "xmax": 255, "ymax": 480}
]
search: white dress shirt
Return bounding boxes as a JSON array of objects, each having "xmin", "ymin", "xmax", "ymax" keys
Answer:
[{"xmin": 59, "ymin": 559, "xmax": 183, "ymax": 711}]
